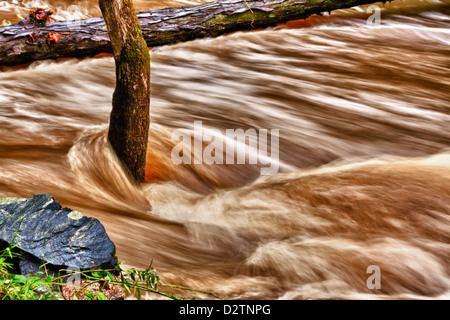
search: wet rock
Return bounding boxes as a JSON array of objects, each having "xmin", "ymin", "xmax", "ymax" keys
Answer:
[{"xmin": 0, "ymin": 194, "xmax": 117, "ymax": 271}]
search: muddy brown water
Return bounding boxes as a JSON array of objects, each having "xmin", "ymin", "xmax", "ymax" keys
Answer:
[{"xmin": 0, "ymin": 0, "xmax": 449, "ymax": 299}]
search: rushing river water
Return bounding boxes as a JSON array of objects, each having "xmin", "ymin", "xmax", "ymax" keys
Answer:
[{"xmin": 0, "ymin": 0, "xmax": 449, "ymax": 299}]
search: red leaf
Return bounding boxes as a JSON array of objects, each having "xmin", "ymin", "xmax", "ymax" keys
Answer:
[{"xmin": 47, "ymin": 32, "xmax": 60, "ymax": 44}]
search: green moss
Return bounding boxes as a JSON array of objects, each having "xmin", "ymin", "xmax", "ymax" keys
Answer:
[
  {"xmin": 276, "ymin": 3, "xmax": 306, "ymax": 13},
  {"xmin": 202, "ymin": 13, "xmax": 226, "ymax": 25},
  {"xmin": 134, "ymin": 27, "xmax": 143, "ymax": 37},
  {"xmin": 123, "ymin": 37, "xmax": 145, "ymax": 62},
  {"xmin": 202, "ymin": 10, "xmax": 267, "ymax": 26},
  {"xmin": 0, "ymin": 197, "xmax": 26, "ymax": 205},
  {"xmin": 36, "ymin": 45, "xmax": 50, "ymax": 55},
  {"xmin": 1, "ymin": 55, "xmax": 19, "ymax": 65},
  {"xmin": 68, "ymin": 210, "xmax": 84, "ymax": 220}
]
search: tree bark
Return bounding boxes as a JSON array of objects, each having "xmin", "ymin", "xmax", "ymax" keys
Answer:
[
  {"xmin": 99, "ymin": 0, "xmax": 150, "ymax": 183},
  {"xmin": 0, "ymin": 0, "xmax": 380, "ymax": 66}
]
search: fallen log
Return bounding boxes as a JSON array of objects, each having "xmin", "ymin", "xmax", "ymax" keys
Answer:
[{"xmin": 0, "ymin": 0, "xmax": 379, "ymax": 66}]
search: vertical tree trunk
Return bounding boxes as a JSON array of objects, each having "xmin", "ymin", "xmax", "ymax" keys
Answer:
[{"xmin": 99, "ymin": 0, "xmax": 150, "ymax": 183}]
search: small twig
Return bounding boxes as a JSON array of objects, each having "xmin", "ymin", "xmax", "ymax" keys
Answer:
[
  {"xmin": 243, "ymin": 0, "xmax": 255, "ymax": 28},
  {"xmin": 27, "ymin": 33, "xmax": 36, "ymax": 43}
]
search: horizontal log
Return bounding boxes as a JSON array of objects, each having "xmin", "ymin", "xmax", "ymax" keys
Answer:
[{"xmin": 0, "ymin": 0, "xmax": 379, "ymax": 66}]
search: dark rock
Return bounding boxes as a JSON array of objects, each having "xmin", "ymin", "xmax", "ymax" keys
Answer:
[{"xmin": 0, "ymin": 194, "xmax": 117, "ymax": 271}]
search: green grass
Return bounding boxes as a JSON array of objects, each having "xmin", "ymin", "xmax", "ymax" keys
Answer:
[
  {"xmin": 0, "ymin": 240, "xmax": 59, "ymax": 300},
  {"xmin": 0, "ymin": 240, "xmax": 220, "ymax": 300}
]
